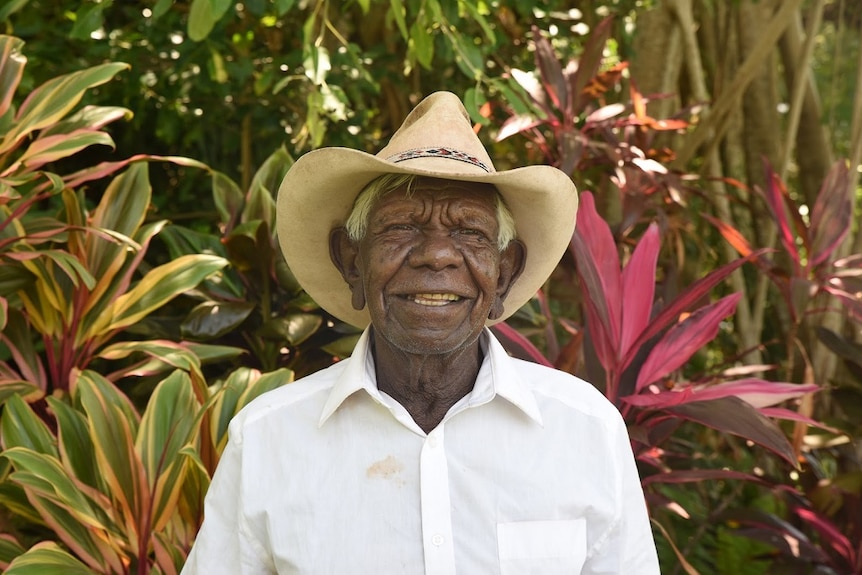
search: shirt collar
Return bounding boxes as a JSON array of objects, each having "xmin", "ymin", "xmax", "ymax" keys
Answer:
[{"xmin": 318, "ymin": 327, "xmax": 543, "ymax": 427}]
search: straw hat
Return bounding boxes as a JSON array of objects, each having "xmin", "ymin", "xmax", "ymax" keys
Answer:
[{"xmin": 276, "ymin": 91, "xmax": 578, "ymax": 328}]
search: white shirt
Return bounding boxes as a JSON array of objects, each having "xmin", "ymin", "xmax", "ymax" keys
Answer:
[{"xmin": 182, "ymin": 328, "xmax": 659, "ymax": 574}]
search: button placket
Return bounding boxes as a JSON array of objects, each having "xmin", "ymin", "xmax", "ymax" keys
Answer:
[{"xmin": 420, "ymin": 427, "xmax": 456, "ymax": 574}]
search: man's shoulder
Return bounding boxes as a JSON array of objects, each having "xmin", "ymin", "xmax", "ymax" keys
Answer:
[
  {"xmin": 232, "ymin": 358, "xmax": 350, "ymax": 427},
  {"xmin": 506, "ymin": 356, "xmax": 619, "ymax": 419}
]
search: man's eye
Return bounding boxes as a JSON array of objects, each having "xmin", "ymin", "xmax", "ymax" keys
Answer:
[
  {"xmin": 386, "ymin": 224, "xmax": 414, "ymax": 232},
  {"xmin": 459, "ymin": 228, "xmax": 487, "ymax": 239}
]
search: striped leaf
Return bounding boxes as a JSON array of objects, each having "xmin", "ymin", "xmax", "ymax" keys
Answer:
[
  {"xmin": 0, "ymin": 62, "xmax": 129, "ymax": 155},
  {"xmin": 0, "ymin": 395, "xmax": 56, "ymax": 455},
  {"xmin": 75, "ymin": 371, "xmax": 147, "ymax": 545},
  {"xmin": 5, "ymin": 541, "xmax": 97, "ymax": 575},
  {"xmin": 0, "ymin": 534, "xmax": 26, "ymax": 570},
  {"xmin": 16, "ymin": 129, "xmax": 115, "ymax": 171},
  {"xmin": 3, "ymin": 449, "xmax": 123, "ymax": 572},
  {"xmin": 88, "ymin": 254, "xmax": 229, "ymax": 337},
  {"xmin": 46, "ymin": 397, "xmax": 99, "ymax": 490},
  {"xmin": 136, "ymin": 370, "xmax": 201, "ymax": 532},
  {"xmin": 0, "ymin": 36, "xmax": 25, "ymax": 119}
]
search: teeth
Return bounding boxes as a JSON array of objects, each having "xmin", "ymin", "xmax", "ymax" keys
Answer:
[{"xmin": 412, "ymin": 293, "xmax": 461, "ymax": 306}]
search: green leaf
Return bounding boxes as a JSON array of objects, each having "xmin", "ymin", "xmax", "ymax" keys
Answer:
[
  {"xmin": 0, "ymin": 294, "xmax": 6, "ymax": 330},
  {"xmin": 76, "ymin": 371, "xmax": 146, "ymax": 542},
  {"xmin": 188, "ymin": 0, "xmax": 232, "ymax": 42},
  {"xmin": 89, "ymin": 254, "xmax": 229, "ymax": 336},
  {"xmin": 0, "ymin": 62, "xmax": 129, "ymax": 155},
  {"xmin": 388, "ymin": 0, "xmax": 409, "ymax": 40},
  {"xmin": 0, "ymin": 395, "xmax": 56, "ymax": 455},
  {"xmin": 0, "ymin": 534, "xmax": 26, "ymax": 569},
  {"xmin": 0, "ymin": 36, "xmax": 26, "ymax": 119},
  {"xmin": 46, "ymin": 397, "xmax": 98, "ymax": 490},
  {"xmin": 258, "ymin": 313, "xmax": 322, "ymax": 345},
  {"xmin": 212, "ymin": 171, "xmax": 244, "ymax": 226},
  {"xmin": 274, "ymin": 0, "xmax": 296, "ymax": 16},
  {"xmin": 152, "ymin": 0, "xmax": 172, "ymax": 19},
  {"xmin": 136, "ymin": 370, "xmax": 201, "ymax": 532},
  {"xmin": 410, "ymin": 16, "xmax": 434, "ymax": 70},
  {"xmin": 17, "ymin": 130, "xmax": 114, "ymax": 169},
  {"xmin": 181, "ymin": 301, "xmax": 256, "ymax": 339},
  {"xmin": 0, "ymin": 381, "xmax": 43, "ymax": 406},
  {"xmin": 87, "ymin": 162, "xmax": 151, "ymax": 278},
  {"xmin": 211, "ymin": 368, "xmax": 292, "ymax": 449},
  {"xmin": 69, "ymin": 2, "xmax": 109, "ymax": 41},
  {"xmin": 242, "ymin": 145, "xmax": 292, "ymax": 228},
  {"xmin": 5, "ymin": 541, "xmax": 97, "ymax": 575}
]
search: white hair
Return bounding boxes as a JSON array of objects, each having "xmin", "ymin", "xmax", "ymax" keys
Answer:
[{"xmin": 344, "ymin": 174, "xmax": 517, "ymax": 250}]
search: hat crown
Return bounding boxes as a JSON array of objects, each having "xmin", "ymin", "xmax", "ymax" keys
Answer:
[{"xmin": 377, "ymin": 92, "xmax": 496, "ymax": 175}]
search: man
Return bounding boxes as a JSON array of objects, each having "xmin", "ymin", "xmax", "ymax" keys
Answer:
[{"xmin": 182, "ymin": 92, "xmax": 660, "ymax": 574}]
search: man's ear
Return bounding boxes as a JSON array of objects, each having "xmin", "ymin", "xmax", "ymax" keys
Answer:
[
  {"xmin": 489, "ymin": 239, "xmax": 526, "ymax": 320},
  {"xmin": 329, "ymin": 227, "xmax": 366, "ymax": 311}
]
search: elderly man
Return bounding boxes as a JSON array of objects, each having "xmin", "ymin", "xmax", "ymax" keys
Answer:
[{"xmin": 182, "ymin": 92, "xmax": 659, "ymax": 574}]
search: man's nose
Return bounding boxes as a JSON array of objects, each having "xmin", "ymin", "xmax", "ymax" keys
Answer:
[{"xmin": 407, "ymin": 233, "xmax": 464, "ymax": 270}]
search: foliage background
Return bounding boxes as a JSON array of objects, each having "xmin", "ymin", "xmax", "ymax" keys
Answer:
[{"xmin": 0, "ymin": 0, "xmax": 861, "ymax": 573}]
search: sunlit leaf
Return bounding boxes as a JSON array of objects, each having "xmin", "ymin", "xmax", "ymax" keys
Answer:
[
  {"xmin": 635, "ymin": 294, "xmax": 741, "ymax": 391},
  {"xmin": 16, "ymin": 129, "xmax": 113, "ymax": 170},
  {"xmin": 188, "ymin": 0, "xmax": 232, "ymax": 42},
  {"xmin": 88, "ymin": 254, "xmax": 228, "ymax": 337},
  {"xmin": 75, "ymin": 371, "xmax": 146, "ymax": 542},
  {"xmin": 1, "ymin": 62, "xmax": 129, "ymax": 155},
  {"xmin": 137, "ymin": 370, "xmax": 201, "ymax": 532},
  {"xmin": 0, "ymin": 395, "xmax": 56, "ymax": 455},
  {"xmin": 620, "ymin": 224, "xmax": 659, "ymax": 359},
  {"xmin": 4, "ymin": 541, "xmax": 97, "ymax": 575},
  {"xmin": 388, "ymin": 0, "xmax": 408, "ymax": 40},
  {"xmin": 0, "ymin": 36, "xmax": 26, "ymax": 120}
]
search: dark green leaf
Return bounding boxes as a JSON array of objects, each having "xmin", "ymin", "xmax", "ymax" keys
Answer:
[{"xmin": 181, "ymin": 301, "xmax": 256, "ymax": 339}]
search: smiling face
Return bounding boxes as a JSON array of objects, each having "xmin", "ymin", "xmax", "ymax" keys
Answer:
[{"xmin": 331, "ymin": 177, "xmax": 525, "ymax": 356}]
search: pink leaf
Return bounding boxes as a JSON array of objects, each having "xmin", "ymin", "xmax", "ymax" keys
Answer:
[
  {"xmin": 625, "ymin": 380, "xmax": 818, "ymax": 409},
  {"xmin": 621, "ymin": 253, "xmax": 761, "ymax": 372},
  {"xmin": 620, "ymin": 223, "xmax": 659, "ymax": 358},
  {"xmin": 496, "ymin": 114, "xmax": 542, "ymax": 142},
  {"xmin": 809, "ymin": 161, "xmax": 852, "ymax": 268},
  {"xmin": 531, "ymin": 26, "xmax": 567, "ymax": 110},
  {"xmin": 635, "ymin": 293, "xmax": 742, "ymax": 392},
  {"xmin": 761, "ymin": 162, "xmax": 801, "ymax": 270},
  {"xmin": 570, "ymin": 192, "xmax": 622, "ymax": 354}
]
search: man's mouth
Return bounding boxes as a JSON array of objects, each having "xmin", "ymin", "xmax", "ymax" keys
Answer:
[{"xmin": 407, "ymin": 293, "xmax": 463, "ymax": 306}]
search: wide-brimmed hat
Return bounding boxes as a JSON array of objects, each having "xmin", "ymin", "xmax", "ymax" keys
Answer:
[{"xmin": 276, "ymin": 91, "xmax": 578, "ymax": 328}]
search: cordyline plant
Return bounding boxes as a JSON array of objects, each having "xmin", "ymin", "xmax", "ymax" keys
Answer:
[
  {"xmin": 493, "ymin": 18, "xmax": 690, "ymax": 231},
  {"xmin": 0, "ymin": 354, "xmax": 292, "ymax": 573},
  {"xmin": 0, "ymin": 33, "xmax": 294, "ymax": 574},
  {"xmin": 706, "ymin": 160, "xmax": 862, "ymax": 574},
  {"xmin": 0, "ymin": 34, "xmax": 230, "ymax": 402},
  {"xmin": 494, "ymin": 192, "xmax": 824, "ymax": 570}
]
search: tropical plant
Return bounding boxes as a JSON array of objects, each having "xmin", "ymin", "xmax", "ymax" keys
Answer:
[{"xmin": 0, "ymin": 357, "xmax": 293, "ymax": 573}]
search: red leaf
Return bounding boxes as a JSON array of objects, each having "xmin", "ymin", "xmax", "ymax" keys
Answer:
[
  {"xmin": 642, "ymin": 468, "xmax": 768, "ymax": 487},
  {"xmin": 531, "ymin": 26, "xmax": 567, "ymax": 110},
  {"xmin": 490, "ymin": 323, "xmax": 553, "ymax": 367},
  {"xmin": 570, "ymin": 192, "xmax": 622, "ymax": 354},
  {"xmin": 794, "ymin": 507, "xmax": 857, "ymax": 567},
  {"xmin": 703, "ymin": 213, "xmax": 755, "ymax": 258},
  {"xmin": 620, "ymin": 223, "xmax": 659, "ymax": 358},
  {"xmin": 809, "ymin": 161, "xmax": 852, "ymax": 268},
  {"xmin": 620, "ymin": 252, "xmax": 762, "ymax": 372},
  {"xmin": 625, "ymin": 380, "xmax": 818, "ymax": 409},
  {"xmin": 635, "ymin": 293, "xmax": 741, "ymax": 392},
  {"xmin": 569, "ymin": 16, "xmax": 614, "ymax": 116},
  {"xmin": 668, "ymin": 396, "xmax": 797, "ymax": 465},
  {"xmin": 761, "ymin": 162, "xmax": 802, "ymax": 271}
]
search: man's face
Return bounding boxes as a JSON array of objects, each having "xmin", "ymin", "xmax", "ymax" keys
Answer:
[{"xmin": 341, "ymin": 178, "xmax": 522, "ymax": 356}]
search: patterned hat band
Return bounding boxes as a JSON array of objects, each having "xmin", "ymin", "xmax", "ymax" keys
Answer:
[{"xmin": 386, "ymin": 147, "xmax": 491, "ymax": 173}]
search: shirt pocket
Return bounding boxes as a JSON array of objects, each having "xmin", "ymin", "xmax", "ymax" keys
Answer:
[{"xmin": 497, "ymin": 519, "xmax": 587, "ymax": 575}]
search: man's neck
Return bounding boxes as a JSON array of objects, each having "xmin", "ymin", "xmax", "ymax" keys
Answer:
[{"xmin": 371, "ymin": 331, "xmax": 484, "ymax": 434}]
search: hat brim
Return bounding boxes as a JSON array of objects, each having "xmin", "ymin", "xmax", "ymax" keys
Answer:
[{"xmin": 276, "ymin": 147, "xmax": 578, "ymax": 328}]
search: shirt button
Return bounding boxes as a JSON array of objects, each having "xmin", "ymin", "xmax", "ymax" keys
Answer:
[
  {"xmin": 431, "ymin": 534, "xmax": 445, "ymax": 546},
  {"xmin": 428, "ymin": 436, "xmax": 438, "ymax": 448}
]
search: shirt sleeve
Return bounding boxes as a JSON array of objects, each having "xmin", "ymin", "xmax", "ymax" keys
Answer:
[
  {"xmin": 583, "ymin": 412, "xmax": 661, "ymax": 574},
  {"xmin": 180, "ymin": 419, "xmax": 274, "ymax": 575}
]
